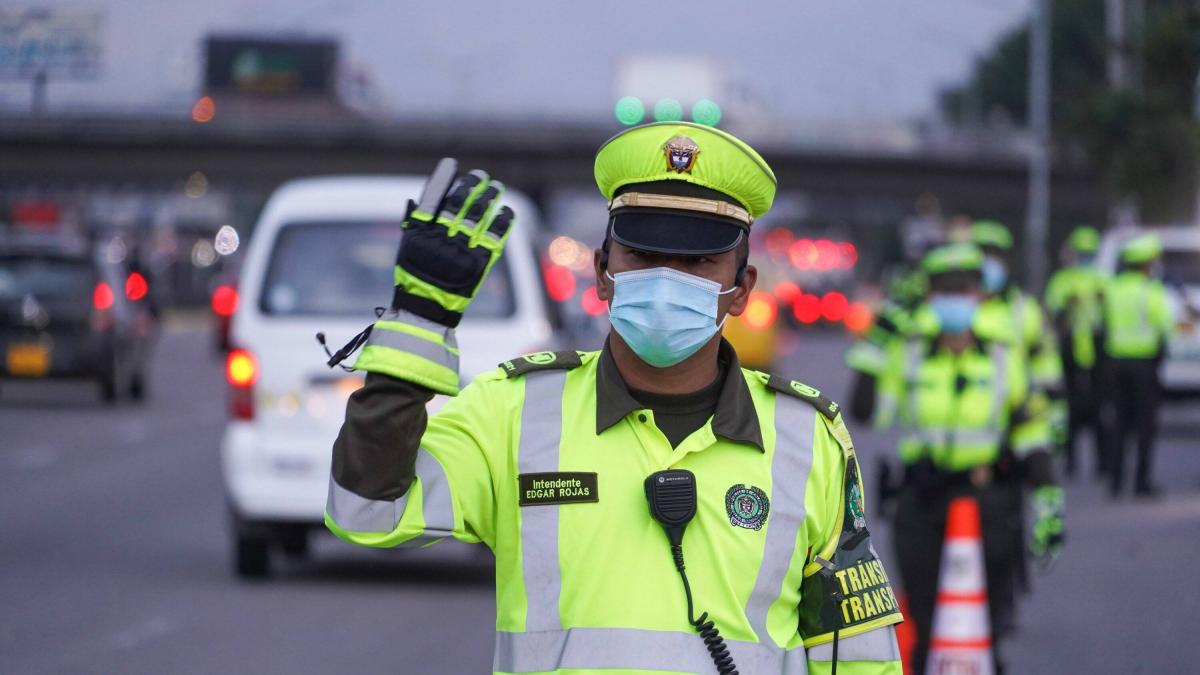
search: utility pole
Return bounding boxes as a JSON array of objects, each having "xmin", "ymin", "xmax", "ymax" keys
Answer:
[
  {"xmin": 1025, "ymin": 0, "xmax": 1052, "ymax": 291},
  {"xmin": 1106, "ymin": 0, "xmax": 1128, "ymax": 90}
]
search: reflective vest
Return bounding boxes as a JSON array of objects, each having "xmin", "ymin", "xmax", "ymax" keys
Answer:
[
  {"xmin": 876, "ymin": 333, "xmax": 1048, "ymax": 472},
  {"xmin": 976, "ymin": 287, "xmax": 1063, "ymax": 395},
  {"xmin": 325, "ymin": 352, "xmax": 902, "ymax": 674},
  {"xmin": 845, "ymin": 302, "xmax": 912, "ymax": 377},
  {"xmin": 1044, "ymin": 265, "xmax": 1105, "ymax": 368},
  {"xmin": 1103, "ymin": 271, "xmax": 1173, "ymax": 359}
]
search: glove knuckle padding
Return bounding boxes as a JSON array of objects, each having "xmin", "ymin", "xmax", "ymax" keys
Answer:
[{"xmin": 397, "ymin": 227, "xmax": 490, "ymax": 295}]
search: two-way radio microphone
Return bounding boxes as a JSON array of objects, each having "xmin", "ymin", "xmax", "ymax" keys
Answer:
[{"xmin": 645, "ymin": 469, "xmax": 739, "ymax": 675}]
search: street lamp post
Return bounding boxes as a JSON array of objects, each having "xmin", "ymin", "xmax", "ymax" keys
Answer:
[{"xmin": 1025, "ymin": 0, "xmax": 1052, "ymax": 291}]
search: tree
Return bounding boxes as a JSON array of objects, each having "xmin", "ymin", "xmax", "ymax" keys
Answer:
[{"xmin": 941, "ymin": 0, "xmax": 1200, "ymax": 222}]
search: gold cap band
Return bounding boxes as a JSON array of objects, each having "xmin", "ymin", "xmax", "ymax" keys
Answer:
[{"xmin": 609, "ymin": 192, "xmax": 752, "ymax": 227}]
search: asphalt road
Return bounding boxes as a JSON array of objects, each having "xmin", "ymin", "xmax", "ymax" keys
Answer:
[{"xmin": 2, "ymin": 323, "xmax": 1198, "ymax": 674}]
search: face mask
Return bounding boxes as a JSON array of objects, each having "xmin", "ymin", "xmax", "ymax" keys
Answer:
[
  {"xmin": 930, "ymin": 294, "xmax": 979, "ymax": 335},
  {"xmin": 1077, "ymin": 254, "xmax": 1096, "ymax": 268},
  {"xmin": 981, "ymin": 256, "xmax": 1008, "ymax": 293},
  {"xmin": 606, "ymin": 267, "xmax": 736, "ymax": 368}
]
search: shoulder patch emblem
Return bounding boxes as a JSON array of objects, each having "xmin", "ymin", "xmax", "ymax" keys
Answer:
[
  {"xmin": 500, "ymin": 350, "xmax": 583, "ymax": 378},
  {"xmin": 764, "ymin": 373, "xmax": 841, "ymax": 420},
  {"xmin": 725, "ymin": 484, "xmax": 770, "ymax": 530}
]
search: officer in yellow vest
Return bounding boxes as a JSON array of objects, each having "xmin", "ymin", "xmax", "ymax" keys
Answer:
[
  {"xmin": 322, "ymin": 122, "xmax": 902, "ymax": 674},
  {"xmin": 875, "ymin": 243, "xmax": 1063, "ymax": 674},
  {"xmin": 1101, "ymin": 233, "xmax": 1175, "ymax": 498},
  {"xmin": 966, "ymin": 219, "xmax": 1063, "ymax": 605},
  {"xmin": 1044, "ymin": 226, "xmax": 1107, "ymax": 478}
]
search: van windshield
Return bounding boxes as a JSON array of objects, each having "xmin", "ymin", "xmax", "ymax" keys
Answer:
[{"xmin": 260, "ymin": 220, "xmax": 516, "ymax": 318}]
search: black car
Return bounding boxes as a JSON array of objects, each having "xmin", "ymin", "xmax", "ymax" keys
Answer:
[{"xmin": 0, "ymin": 237, "xmax": 154, "ymax": 402}]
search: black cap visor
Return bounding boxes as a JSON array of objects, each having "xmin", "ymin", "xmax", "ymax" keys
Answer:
[{"xmin": 610, "ymin": 209, "xmax": 746, "ymax": 256}]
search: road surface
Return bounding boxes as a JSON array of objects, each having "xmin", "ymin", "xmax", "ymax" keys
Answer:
[{"xmin": 2, "ymin": 323, "xmax": 1198, "ymax": 674}]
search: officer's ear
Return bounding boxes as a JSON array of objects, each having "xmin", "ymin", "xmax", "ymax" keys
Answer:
[
  {"xmin": 595, "ymin": 240, "xmax": 612, "ymax": 301},
  {"xmin": 725, "ymin": 264, "xmax": 757, "ymax": 317}
]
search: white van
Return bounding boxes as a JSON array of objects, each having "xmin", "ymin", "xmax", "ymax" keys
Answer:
[{"xmin": 220, "ymin": 176, "xmax": 552, "ymax": 577}]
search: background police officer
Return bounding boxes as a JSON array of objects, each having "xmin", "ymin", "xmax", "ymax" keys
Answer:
[
  {"xmin": 323, "ymin": 122, "xmax": 903, "ymax": 674},
  {"xmin": 1101, "ymin": 233, "xmax": 1175, "ymax": 498},
  {"xmin": 1044, "ymin": 226, "xmax": 1106, "ymax": 478},
  {"xmin": 875, "ymin": 243, "xmax": 1064, "ymax": 674},
  {"xmin": 966, "ymin": 219, "xmax": 1063, "ymax": 606}
]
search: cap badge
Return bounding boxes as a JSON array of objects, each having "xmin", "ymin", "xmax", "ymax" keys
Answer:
[{"xmin": 664, "ymin": 135, "xmax": 699, "ymax": 173}]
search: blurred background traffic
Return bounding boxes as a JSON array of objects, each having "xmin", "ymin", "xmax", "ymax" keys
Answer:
[{"xmin": 2, "ymin": 2, "xmax": 1198, "ymax": 674}]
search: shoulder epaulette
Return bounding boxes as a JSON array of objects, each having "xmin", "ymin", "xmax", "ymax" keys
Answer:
[
  {"xmin": 762, "ymin": 373, "xmax": 841, "ymax": 420},
  {"xmin": 500, "ymin": 350, "xmax": 584, "ymax": 378}
]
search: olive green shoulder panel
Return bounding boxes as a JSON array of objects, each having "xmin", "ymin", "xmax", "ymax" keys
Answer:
[
  {"xmin": 760, "ymin": 372, "xmax": 841, "ymax": 421},
  {"xmin": 499, "ymin": 350, "xmax": 585, "ymax": 378}
]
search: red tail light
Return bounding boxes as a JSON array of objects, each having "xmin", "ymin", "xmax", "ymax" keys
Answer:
[
  {"xmin": 125, "ymin": 272, "xmax": 148, "ymax": 301},
  {"xmin": 226, "ymin": 348, "xmax": 257, "ymax": 420},
  {"xmin": 212, "ymin": 285, "xmax": 238, "ymax": 317},
  {"xmin": 580, "ymin": 285, "xmax": 607, "ymax": 317},
  {"xmin": 844, "ymin": 302, "xmax": 873, "ymax": 333},
  {"xmin": 793, "ymin": 293, "xmax": 822, "ymax": 324},
  {"xmin": 542, "ymin": 261, "xmax": 577, "ymax": 303},
  {"xmin": 820, "ymin": 291, "xmax": 848, "ymax": 322},
  {"xmin": 93, "ymin": 282, "xmax": 114, "ymax": 310}
]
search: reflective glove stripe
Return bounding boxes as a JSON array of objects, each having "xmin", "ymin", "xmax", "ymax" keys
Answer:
[
  {"xmin": 351, "ymin": 310, "xmax": 460, "ymax": 395},
  {"xmin": 393, "ymin": 266, "xmax": 473, "ymax": 314}
]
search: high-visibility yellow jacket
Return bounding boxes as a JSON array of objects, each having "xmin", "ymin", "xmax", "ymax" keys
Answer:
[
  {"xmin": 327, "ymin": 317, "xmax": 902, "ymax": 675},
  {"xmin": 975, "ymin": 287, "xmax": 1062, "ymax": 395},
  {"xmin": 1044, "ymin": 265, "xmax": 1105, "ymax": 368},
  {"xmin": 1102, "ymin": 271, "xmax": 1174, "ymax": 359},
  {"xmin": 875, "ymin": 325, "xmax": 1050, "ymax": 472}
]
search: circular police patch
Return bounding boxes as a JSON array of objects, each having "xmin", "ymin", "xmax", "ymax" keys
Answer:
[{"xmin": 725, "ymin": 484, "xmax": 769, "ymax": 530}]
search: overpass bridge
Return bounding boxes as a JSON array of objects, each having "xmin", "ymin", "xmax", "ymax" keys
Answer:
[{"xmin": 0, "ymin": 113, "xmax": 1104, "ymax": 247}]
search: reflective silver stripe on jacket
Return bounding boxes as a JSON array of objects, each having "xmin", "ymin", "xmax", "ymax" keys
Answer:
[
  {"xmin": 988, "ymin": 340, "xmax": 1009, "ymax": 431},
  {"xmin": 494, "ymin": 628, "xmax": 811, "ymax": 674},
  {"xmin": 902, "ymin": 428, "xmax": 1004, "ymax": 448},
  {"xmin": 517, "ymin": 370, "xmax": 568, "ymax": 632},
  {"xmin": 807, "ymin": 627, "xmax": 901, "ymax": 662},
  {"xmin": 365, "ymin": 310, "xmax": 460, "ymax": 373},
  {"xmin": 901, "ymin": 337, "xmax": 925, "ymax": 434},
  {"xmin": 744, "ymin": 394, "xmax": 817, "ymax": 647},
  {"xmin": 325, "ymin": 447, "xmax": 454, "ymax": 545}
]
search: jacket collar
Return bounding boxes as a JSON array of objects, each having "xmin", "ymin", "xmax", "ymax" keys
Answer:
[{"xmin": 594, "ymin": 337, "xmax": 765, "ymax": 451}]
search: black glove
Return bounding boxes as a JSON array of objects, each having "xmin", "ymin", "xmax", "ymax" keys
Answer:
[{"xmin": 390, "ymin": 157, "xmax": 515, "ymax": 327}]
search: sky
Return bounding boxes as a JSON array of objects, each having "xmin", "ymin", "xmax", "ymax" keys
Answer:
[{"xmin": 0, "ymin": 0, "xmax": 1033, "ymax": 124}]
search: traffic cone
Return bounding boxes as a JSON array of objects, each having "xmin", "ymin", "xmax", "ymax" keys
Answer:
[{"xmin": 925, "ymin": 496, "xmax": 993, "ymax": 675}]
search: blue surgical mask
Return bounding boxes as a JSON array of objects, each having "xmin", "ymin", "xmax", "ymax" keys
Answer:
[
  {"xmin": 930, "ymin": 294, "xmax": 979, "ymax": 335},
  {"xmin": 981, "ymin": 256, "xmax": 1008, "ymax": 293},
  {"xmin": 606, "ymin": 267, "xmax": 736, "ymax": 368}
]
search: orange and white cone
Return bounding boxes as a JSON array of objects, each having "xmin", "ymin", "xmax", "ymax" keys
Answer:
[{"xmin": 925, "ymin": 496, "xmax": 993, "ymax": 675}]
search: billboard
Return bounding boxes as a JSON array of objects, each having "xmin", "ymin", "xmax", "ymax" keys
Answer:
[
  {"xmin": 204, "ymin": 36, "xmax": 338, "ymax": 98},
  {"xmin": 0, "ymin": 8, "xmax": 103, "ymax": 80}
]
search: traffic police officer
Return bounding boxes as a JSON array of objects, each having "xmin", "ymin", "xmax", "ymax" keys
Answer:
[
  {"xmin": 1101, "ymin": 233, "xmax": 1174, "ymax": 498},
  {"xmin": 1044, "ymin": 226, "xmax": 1106, "ymax": 477},
  {"xmin": 874, "ymin": 243, "xmax": 1064, "ymax": 674},
  {"xmin": 966, "ymin": 220, "xmax": 1063, "ymax": 602},
  {"xmin": 324, "ymin": 122, "xmax": 902, "ymax": 674}
]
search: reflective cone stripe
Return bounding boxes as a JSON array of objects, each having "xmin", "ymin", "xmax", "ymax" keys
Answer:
[{"xmin": 925, "ymin": 496, "xmax": 994, "ymax": 675}]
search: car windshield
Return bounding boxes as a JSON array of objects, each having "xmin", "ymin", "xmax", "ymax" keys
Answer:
[
  {"xmin": 1163, "ymin": 249, "xmax": 1200, "ymax": 286},
  {"xmin": 0, "ymin": 255, "xmax": 95, "ymax": 301},
  {"xmin": 260, "ymin": 220, "xmax": 516, "ymax": 318}
]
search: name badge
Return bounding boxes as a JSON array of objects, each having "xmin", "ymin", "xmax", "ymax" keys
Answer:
[{"xmin": 518, "ymin": 472, "xmax": 598, "ymax": 506}]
